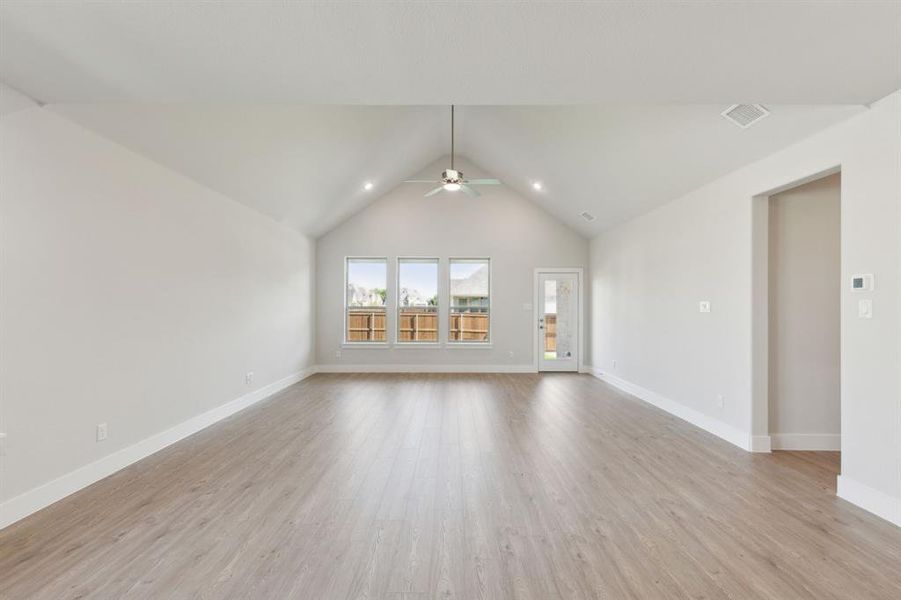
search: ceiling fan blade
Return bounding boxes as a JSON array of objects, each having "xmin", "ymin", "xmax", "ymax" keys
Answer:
[
  {"xmin": 424, "ymin": 186, "xmax": 444, "ymax": 197},
  {"xmin": 460, "ymin": 184, "xmax": 481, "ymax": 198},
  {"xmin": 405, "ymin": 180, "xmax": 439, "ymax": 183},
  {"xmin": 465, "ymin": 179, "xmax": 501, "ymax": 185}
]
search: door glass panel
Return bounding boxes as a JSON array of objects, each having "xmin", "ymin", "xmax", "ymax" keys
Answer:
[
  {"xmin": 543, "ymin": 279, "xmax": 557, "ymax": 359},
  {"xmin": 543, "ymin": 277, "xmax": 574, "ymax": 360},
  {"xmin": 555, "ymin": 278, "xmax": 574, "ymax": 359}
]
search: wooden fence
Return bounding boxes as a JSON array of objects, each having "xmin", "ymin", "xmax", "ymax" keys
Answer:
[
  {"xmin": 398, "ymin": 308, "xmax": 438, "ymax": 342},
  {"xmin": 346, "ymin": 308, "xmax": 387, "ymax": 341},
  {"xmin": 545, "ymin": 314, "xmax": 557, "ymax": 352},
  {"xmin": 348, "ymin": 309, "xmax": 556, "ymax": 348},
  {"xmin": 449, "ymin": 312, "xmax": 489, "ymax": 342}
]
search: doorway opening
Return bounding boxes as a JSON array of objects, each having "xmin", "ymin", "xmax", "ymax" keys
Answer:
[{"xmin": 752, "ymin": 168, "xmax": 841, "ymax": 469}]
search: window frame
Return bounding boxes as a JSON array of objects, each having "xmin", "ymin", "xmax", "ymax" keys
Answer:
[
  {"xmin": 343, "ymin": 256, "xmax": 389, "ymax": 346},
  {"xmin": 395, "ymin": 256, "xmax": 441, "ymax": 346},
  {"xmin": 447, "ymin": 257, "xmax": 492, "ymax": 346}
]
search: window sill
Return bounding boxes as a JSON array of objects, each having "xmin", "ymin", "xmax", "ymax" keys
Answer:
[
  {"xmin": 341, "ymin": 342, "xmax": 493, "ymax": 349},
  {"xmin": 445, "ymin": 343, "xmax": 493, "ymax": 349},
  {"xmin": 341, "ymin": 343, "xmax": 389, "ymax": 349}
]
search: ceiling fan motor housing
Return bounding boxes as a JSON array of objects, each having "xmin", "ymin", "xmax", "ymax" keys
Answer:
[{"xmin": 442, "ymin": 169, "xmax": 463, "ymax": 183}]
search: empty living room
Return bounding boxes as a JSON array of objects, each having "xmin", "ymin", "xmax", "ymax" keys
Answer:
[{"xmin": 1, "ymin": 2, "xmax": 900, "ymax": 599}]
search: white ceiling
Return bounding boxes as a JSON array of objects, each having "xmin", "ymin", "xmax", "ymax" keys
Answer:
[
  {"xmin": 46, "ymin": 105, "xmax": 451, "ymax": 236},
  {"xmin": 0, "ymin": 2, "xmax": 895, "ymax": 236},
  {"xmin": 1, "ymin": 1, "xmax": 899, "ymax": 105},
  {"xmin": 46, "ymin": 103, "xmax": 864, "ymax": 236},
  {"xmin": 460, "ymin": 105, "xmax": 865, "ymax": 234}
]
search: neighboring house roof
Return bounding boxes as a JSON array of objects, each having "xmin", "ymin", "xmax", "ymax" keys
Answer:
[
  {"xmin": 451, "ymin": 265, "xmax": 489, "ymax": 298},
  {"xmin": 346, "ymin": 283, "xmax": 383, "ymax": 307}
]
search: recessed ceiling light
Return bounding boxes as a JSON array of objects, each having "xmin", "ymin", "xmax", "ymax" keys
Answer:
[
  {"xmin": 532, "ymin": 181, "xmax": 543, "ymax": 191},
  {"xmin": 363, "ymin": 181, "xmax": 374, "ymax": 191}
]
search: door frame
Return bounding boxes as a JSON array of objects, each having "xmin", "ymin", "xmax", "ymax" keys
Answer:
[
  {"xmin": 750, "ymin": 164, "xmax": 841, "ymax": 453},
  {"xmin": 533, "ymin": 267, "xmax": 585, "ymax": 373}
]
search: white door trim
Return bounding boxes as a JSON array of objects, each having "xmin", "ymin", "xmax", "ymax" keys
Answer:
[
  {"xmin": 749, "ymin": 164, "xmax": 842, "ymax": 452},
  {"xmin": 533, "ymin": 267, "xmax": 585, "ymax": 373}
]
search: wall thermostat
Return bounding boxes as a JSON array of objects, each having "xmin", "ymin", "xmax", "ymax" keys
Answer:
[{"xmin": 851, "ymin": 274, "xmax": 874, "ymax": 291}]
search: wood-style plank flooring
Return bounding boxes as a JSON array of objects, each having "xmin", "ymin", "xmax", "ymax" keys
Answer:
[{"xmin": 1, "ymin": 373, "xmax": 900, "ymax": 599}]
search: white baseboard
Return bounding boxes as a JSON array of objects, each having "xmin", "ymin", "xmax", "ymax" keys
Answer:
[
  {"xmin": 771, "ymin": 433, "xmax": 841, "ymax": 451},
  {"xmin": 0, "ymin": 366, "xmax": 317, "ymax": 531},
  {"xmin": 589, "ymin": 369, "xmax": 750, "ymax": 451},
  {"xmin": 837, "ymin": 475, "xmax": 901, "ymax": 527},
  {"xmin": 316, "ymin": 363, "xmax": 536, "ymax": 374},
  {"xmin": 750, "ymin": 435, "xmax": 772, "ymax": 453}
]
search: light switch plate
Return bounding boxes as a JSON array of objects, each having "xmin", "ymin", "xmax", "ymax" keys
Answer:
[
  {"xmin": 858, "ymin": 299, "xmax": 873, "ymax": 319},
  {"xmin": 699, "ymin": 301, "xmax": 711, "ymax": 313}
]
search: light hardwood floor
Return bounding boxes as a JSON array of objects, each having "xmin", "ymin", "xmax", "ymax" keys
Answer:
[{"xmin": 1, "ymin": 373, "xmax": 899, "ymax": 599}]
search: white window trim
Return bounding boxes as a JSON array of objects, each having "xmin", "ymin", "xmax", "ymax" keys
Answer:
[
  {"xmin": 395, "ymin": 256, "xmax": 441, "ymax": 345},
  {"xmin": 447, "ymin": 257, "xmax": 492, "ymax": 345},
  {"xmin": 344, "ymin": 256, "xmax": 389, "ymax": 346},
  {"xmin": 393, "ymin": 343, "xmax": 443, "ymax": 349},
  {"xmin": 445, "ymin": 343, "xmax": 493, "ymax": 349}
]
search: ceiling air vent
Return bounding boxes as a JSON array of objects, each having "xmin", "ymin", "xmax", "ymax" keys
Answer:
[
  {"xmin": 580, "ymin": 211, "xmax": 596, "ymax": 222},
  {"xmin": 721, "ymin": 104, "xmax": 770, "ymax": 129}
]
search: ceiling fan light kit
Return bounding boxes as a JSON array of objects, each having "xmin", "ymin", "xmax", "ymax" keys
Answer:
[{"xmin": 403, "ymin": 105, "xmax": 502, "ymax": 198}]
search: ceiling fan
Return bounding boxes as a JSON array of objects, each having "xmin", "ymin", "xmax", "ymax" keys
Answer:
[{"xmin": 404, "ymin": 105, "xmax": 501, "ymax": 197}]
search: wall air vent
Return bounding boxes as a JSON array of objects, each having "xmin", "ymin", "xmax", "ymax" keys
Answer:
[
  {"xmin": 580, "ymin": 211, "xmax": 596, "ymax": 222},
  {"xmin": 721, "ymin": 104, "xmax": 770, "ymax": 129}
]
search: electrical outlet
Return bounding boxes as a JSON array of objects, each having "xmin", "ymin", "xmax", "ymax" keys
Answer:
[
  {"xmin": 699, "ymin": 301, "xmax": 711, "ymax": 313},
  {"xmin": 96, "ymin": 422, "xmax": 108, "ymax": 442},
  {"xmin": 858, "ymin": 299, "xmax": 873, "ymax": 319},
  {"xmin": 245, "ymin": 371, "xmax": 254, "ymax": 385},
  {"xmin": 335, "ymin": 349, "xmax": 342, "ymax": 359},
  {"xmin": 508, "ymin": 350, "xmax": 514, "ymax": 358},
  {"xmin": 716, "ymin": 395, "xmax": 725, "ymax": 409}
]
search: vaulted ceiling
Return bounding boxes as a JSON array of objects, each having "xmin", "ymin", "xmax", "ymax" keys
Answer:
[
  {"xmin": 40, "ymin": 104, "xmax": 863, "ymax": 237},
  {"xmin": 2, "ymin": 1, "xmax": 898, "ymax": 236}
]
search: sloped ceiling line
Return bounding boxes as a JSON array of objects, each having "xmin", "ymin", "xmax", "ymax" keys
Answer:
[{"xmin": 43, "ymin": 103, "xmax": 866, "ymax": 237}]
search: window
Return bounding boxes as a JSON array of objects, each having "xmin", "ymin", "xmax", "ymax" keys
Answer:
[
  {"xmin": 345, "ymin": 258, "xmax": 387, "ymax": 343},
  {"xmin": 449, "ymin": 259, "xmax": 490, "ymax": 343},
  {"xmin": 397, "ymin": 258, "xmax": 439, "ymax": 343}
]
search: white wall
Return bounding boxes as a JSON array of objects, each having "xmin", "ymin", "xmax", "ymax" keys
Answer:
[
  {"xmin": 0, "ymin": 105, "xmax": 316, "ymax": 522},
  {"xmin": 768, "ymin": 173, "xmax": 841, "ymax": 447},
  {"xmin": 590, "ymin": 89, "xmax": 901, "ymax": 525},
  {"xmin": 316, "ymin": 157, "xmax": 589, "ymax": 369}
]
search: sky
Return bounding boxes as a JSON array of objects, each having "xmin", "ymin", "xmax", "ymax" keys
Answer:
[
  {"xmin": 399, "ymin": 261, "xmax": 438, "ymax": 297},
  {"xmin": 348, "ymin": 259, "xmax": 438, "ymax": 296},
  {"xmin": 347, "ymin": 260, "xmax": 387, "ymax": 290},
  {"xmin": 349, "ymin": 259, "xmax": 489, "ymax": 297}
]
